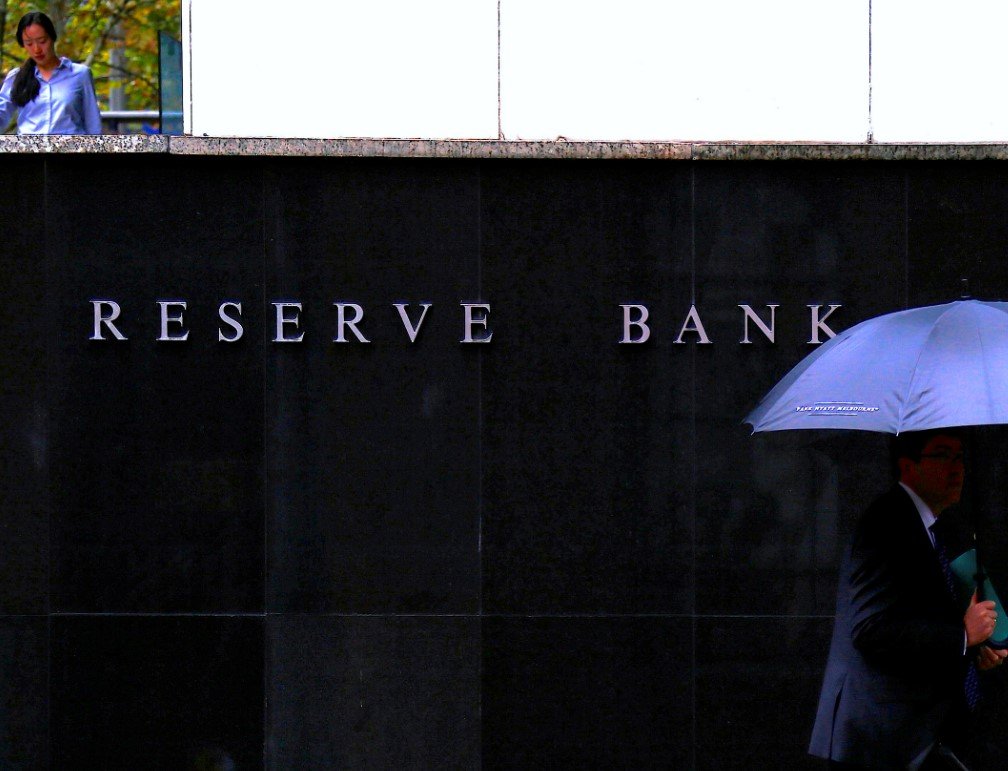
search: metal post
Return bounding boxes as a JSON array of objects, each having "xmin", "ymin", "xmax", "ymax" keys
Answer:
[{"xmin": 109, "ymin": 20, "xmax": 126, "ymax": 124}]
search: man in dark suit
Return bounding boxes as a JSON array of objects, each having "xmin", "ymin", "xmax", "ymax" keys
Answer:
[{"xmin": 809, "ymin": 430, "xmax": 1006, "ymax": 770}]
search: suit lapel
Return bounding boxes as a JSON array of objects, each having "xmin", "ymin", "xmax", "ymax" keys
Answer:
[{"xmin": 892, "ymin": 486, "xmax": 958, "ymax": 607}]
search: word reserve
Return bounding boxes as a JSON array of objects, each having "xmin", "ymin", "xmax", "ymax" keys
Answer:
[{"xmin": 88, "ymin": 300, "xmax": 494, "ymax": 344}]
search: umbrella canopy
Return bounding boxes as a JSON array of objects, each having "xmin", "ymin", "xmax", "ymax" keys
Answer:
[{"xmin": 746, "ymin": 299, "xmax": 1008, "ymax": 434}]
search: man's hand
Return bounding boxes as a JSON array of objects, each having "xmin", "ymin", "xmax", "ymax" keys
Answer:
[
  {"xmin": 978, "ymin": 644, "xmax": 1008, "ymax": 671},
  {"xmin": 965, "ymin": 591, "xmax": 998, "ymax": 647}
]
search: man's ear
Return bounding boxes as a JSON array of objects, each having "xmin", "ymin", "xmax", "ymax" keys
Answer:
[{"xmin": 897, "ymin": 456, "xmax": 915, "ymax": 480}]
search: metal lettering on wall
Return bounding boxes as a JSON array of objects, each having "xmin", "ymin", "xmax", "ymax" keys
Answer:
[
  {"xmin": 88, "ymin": 299, "xmax": 843, "ymax": 345},
  {"xmin": 618, "ymin": 303, "xmax": 842, "ymax": 345},
  {"xmin": 88, "ymin": 300, "xmax": 495, "ymax": 344}
]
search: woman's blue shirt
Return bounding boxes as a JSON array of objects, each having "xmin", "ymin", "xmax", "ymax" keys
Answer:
[{"xmin": 0, "ymin": 57, "xmax": 102, "ymax": 134}]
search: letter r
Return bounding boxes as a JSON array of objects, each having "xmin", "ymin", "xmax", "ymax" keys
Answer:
[{"xmin": 90, "ymin": 300, "xmax": 128, "ymax": 341}]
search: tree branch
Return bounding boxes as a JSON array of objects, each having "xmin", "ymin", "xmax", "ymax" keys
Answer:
[
  {"xmin": 84, "ymin": 0, "xmax": 138, "ymax": 68},
  {"xmin": 95, "ymin": 62, "xmax": 156, "ymax": 92}
]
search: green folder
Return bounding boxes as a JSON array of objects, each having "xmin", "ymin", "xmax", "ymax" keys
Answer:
[{"xmin": 949, "ymin": 549, "xmax": 1008, "ymax": 649}]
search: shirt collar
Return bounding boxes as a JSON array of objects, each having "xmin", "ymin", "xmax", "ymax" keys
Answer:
[
  {"xmin": 34, "ymin": 57, "xmax": 71, "ymax": 80},
  {"xmin": 899, "ymin": 481, "xmax": 938, "ymax": 544}
]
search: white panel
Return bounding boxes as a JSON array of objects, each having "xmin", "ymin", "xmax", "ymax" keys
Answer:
[
  {"xmin": 872, "ymin": 0, "xmax": 1008, "ymax": 142},
  {"xmin": 501, "ymin": 0, "xmax": 869, "ymax": 142},
  {"xmin": 189, "ymin": 0, "xmax": 498, "ymax": 138},
  {"xmin": 181, "ymin": 0, "xmax": 192, "ymax": 134}
]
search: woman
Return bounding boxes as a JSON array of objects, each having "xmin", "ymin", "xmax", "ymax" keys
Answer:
[{"xmin": 0, "ymin": 12, "xmax": 102, "ymax": 134}]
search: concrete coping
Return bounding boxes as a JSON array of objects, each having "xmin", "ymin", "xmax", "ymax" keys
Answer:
[{"xmin": 4, "ymin": 134, "xmax": 1008, "ymax": 160}]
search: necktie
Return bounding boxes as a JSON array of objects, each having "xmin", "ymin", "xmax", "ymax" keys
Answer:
[{"xmin": 930, "ymin": 522, "xmax": 981, "ymax": 710}]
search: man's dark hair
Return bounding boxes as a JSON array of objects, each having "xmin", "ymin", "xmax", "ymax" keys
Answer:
[
  {"xmin": 12, "ymin": 12, "xmax": 59, "ymax": 108},
  {"xmin": 889, "ymin": 429, "xmax": 964, "ymax": 478}
]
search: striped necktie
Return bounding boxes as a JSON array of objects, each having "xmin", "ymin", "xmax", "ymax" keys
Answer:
[{"xmin": 930, "ymin": 522, "xmax": 981, "ymax": 711}]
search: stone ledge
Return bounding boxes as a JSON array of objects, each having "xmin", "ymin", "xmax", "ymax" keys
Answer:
[
  {"xmin": 689, "ymin": 142, "xmax": 1008, "ymax": 161},
  {"xmin": 5, "ymin": 134, "xmax": 1008, "ymax": 160},
  {"xmin": 163, "ymin": 138, "xmax": 1008, "ymax": 160},
  {"xmin": 166, "ymin": 137, "xmax": 694, "ymax": 159},
  {"xmin": 0, "ymin": 134, "xmax": 167, "ymax": 153}
]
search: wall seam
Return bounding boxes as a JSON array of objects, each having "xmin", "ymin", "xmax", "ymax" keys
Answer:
[
  {"xmin": 497, "ymin": 1, "xmax": 502, "ymax": 139},
  {"xmin": 903, "ymin": 169, "xmax": 910, "ymax": 307},
  {"xmin": 261, "ymin": 160, "xmax": 270, "ymax": 771},
  {"xmin": 689, "ymin": 162, "xmax": 698, "ymax": 770},
  {"xmin": 44, "ymin": 153, "xmax": 53, "ymax": 771},
  {"xmin": 476, "ymin": 159, "xmax": 485, "ymax": 768}
]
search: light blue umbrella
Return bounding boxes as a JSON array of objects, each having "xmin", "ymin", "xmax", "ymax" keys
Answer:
[
  {"xmin": 746, "ymin": 298, "xmax": 1008, "ymax": 616},
  {"xmin": 745, "ymin": 299, "xmax": 1008, "ymax": 434}
]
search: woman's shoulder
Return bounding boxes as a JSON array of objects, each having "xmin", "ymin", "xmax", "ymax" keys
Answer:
[{"xmin": 61, "ymin": 58, "xmax": 92, "ymax": 76}]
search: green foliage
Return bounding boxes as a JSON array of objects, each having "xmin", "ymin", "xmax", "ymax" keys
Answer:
[{"xmin": 1, "ymin": 0, "xmax": 181, "ymax": 111}]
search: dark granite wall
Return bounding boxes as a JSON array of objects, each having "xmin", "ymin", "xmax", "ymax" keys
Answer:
[{"xmin": 3, "ymin": 156, "xmax": 1008, "ymax": 768}]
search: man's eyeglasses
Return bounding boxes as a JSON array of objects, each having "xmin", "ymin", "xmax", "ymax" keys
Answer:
[{"xmin": 919, "ymin": 452, "xmax": 965, "ymax": 464}]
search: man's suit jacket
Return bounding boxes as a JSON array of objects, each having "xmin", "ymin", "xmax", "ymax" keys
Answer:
[{"xmin": 809, "ymin": 485, "xmax": 970, "ymax": 768}]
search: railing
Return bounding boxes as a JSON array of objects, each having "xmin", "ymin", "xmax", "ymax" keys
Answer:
[
  {"xmin": 101, "ymin": 110, "xmax": 160, "ymax": 134},
  {"xmin": 1, "ymin": 110, "xmax": 180, "ymax": 135}
]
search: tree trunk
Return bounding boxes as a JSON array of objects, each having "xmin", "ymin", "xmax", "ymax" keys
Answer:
[
  {"xmin": 0, "ymin": 0, "xmax": 8, "ymax": 72},
  {"xmin": 109, "ymin": 20, "xmax": 126, "ymax": 111},
  {"xmin": 47, "ymin": 0, "xmax": 67, "ymax": 39}
]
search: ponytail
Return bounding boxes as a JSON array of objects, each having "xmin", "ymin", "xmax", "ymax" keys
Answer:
[{"xmin": 12, "ymin": 58, "xmax": 40, "ymax": 107}]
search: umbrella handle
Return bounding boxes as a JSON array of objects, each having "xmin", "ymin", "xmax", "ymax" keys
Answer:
[
  {"xmin": 974, "ymin": 533, "xmax": 986, "ymax": 601},
  {"xmin": 974, "ymin": 570, "xmax": 987, "ymax": 601}
]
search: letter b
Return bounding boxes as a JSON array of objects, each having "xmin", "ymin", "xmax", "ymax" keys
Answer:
[{"xmin": 620, "ymin": 304, "xmax": 650, "ymax": 344}]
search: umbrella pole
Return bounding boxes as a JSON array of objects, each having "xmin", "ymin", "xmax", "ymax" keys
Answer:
[
  {"xmin": 975, "ymin": 525, "xmax": 987, "ymax": 602},
  {"xmin": 967, "ymin": 430, "xmax": 987, "ymax": 601}
]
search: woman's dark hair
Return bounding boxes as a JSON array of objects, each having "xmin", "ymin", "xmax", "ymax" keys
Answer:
[{"xmin": 12, "ymin": 12, "xmax": 58, "ymax": 107}]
